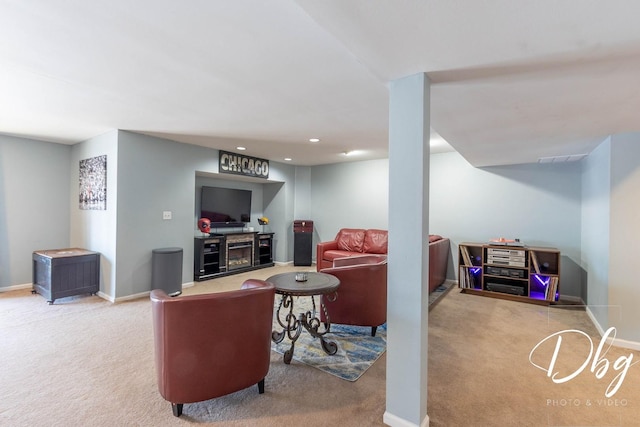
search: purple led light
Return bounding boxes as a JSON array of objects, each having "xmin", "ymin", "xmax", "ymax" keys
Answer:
[{"xmin": 533, "ymin": 274, "xmax": 550, "ymax": 286}]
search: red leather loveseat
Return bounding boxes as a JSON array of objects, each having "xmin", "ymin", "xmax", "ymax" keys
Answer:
[
  {"xmin": 316, "ymin": 228, "xmax": 388, "ymax": 271},
  {"xmin": 316, "ymin": 228, "xmax": 450, "ymax": 293}
]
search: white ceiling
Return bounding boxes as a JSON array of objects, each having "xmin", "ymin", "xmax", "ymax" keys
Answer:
[{"xmin": 2, "ymin": 1, "xmax": 639, "ymax": 166}]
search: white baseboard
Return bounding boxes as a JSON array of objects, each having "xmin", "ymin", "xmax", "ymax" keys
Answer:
[
  {"xmin": 585, "ymin": 305, "xmax": 604, "ymax": 336},
  {"xmin": 99, "ymin": 282, "xmax": 194, "ymax": 303},
  {"xmin": 559, "ymin": 294, "xmax": 583, "ymax": 303},
  {"xmin": 111, "ymin": 282, "xmax": 194, "ymax": 303},
  {"xmin": 585, "ymin": 305, "xmax": 640, "ymax": 351},
  {"xmin": 383, "ymin": 411, "xmax": 429, "ymax": 427},
  {"xmin": 96, "ymin": 291, "xmax": 115, "ymax": 303},
  {"xmin": 113, "ymin": 291, "xmax": 151, "ymax": 303},
  {"xmin": 0, "ymin": 283, "xmax": 32, "ymax": 292},
  {"xmin": 607, "ymin": 335, "xmax": 640, "ymax": 351}
]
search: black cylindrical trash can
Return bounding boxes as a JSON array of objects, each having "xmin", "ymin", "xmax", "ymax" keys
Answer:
[
  {"xmin": 293, "ymin": 220, "xmax": 313, "ymax": 266},
  {"xmin": 152, "ymin": 247, "xmax": 183, "ymax": 296}
]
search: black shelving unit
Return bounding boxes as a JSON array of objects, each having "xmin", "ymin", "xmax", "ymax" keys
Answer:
[
  {"xmin": 194, "ymin": 236, "xmax": 225, "ymax": 281},
  {"xmin": 257, "ymin": 233, "xmax": 274, "ymax": 266}
]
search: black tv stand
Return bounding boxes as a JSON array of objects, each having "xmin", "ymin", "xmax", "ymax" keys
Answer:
[
  {"xmin": 209, "ymin": 222, "xmax": 246, "ymax": 230},
  {"xmin": 194, "ymin": 232, "xmax": 274, "ymax": 281}
]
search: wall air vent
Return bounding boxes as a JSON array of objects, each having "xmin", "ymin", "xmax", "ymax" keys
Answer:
[{"xmin": 538, "ymin": 154, "xmax": 587, "ymax": 163}]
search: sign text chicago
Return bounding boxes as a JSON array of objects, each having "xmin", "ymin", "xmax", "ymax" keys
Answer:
[{"xmin": 219, "ymin": 151, "xmax": 269, "ymax": 179}]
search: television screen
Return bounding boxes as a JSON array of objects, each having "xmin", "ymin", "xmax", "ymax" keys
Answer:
[{"xmin": 200, "ymin": 186, "xmax": 252, "ymax": 227}]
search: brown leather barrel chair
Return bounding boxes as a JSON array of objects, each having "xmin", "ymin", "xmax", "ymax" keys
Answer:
[
  {"xmin": 320, "ymin": 255, "xmax": 387, "ymax": 337},
  {"xmin": 150, "ymin": 279, "xmax": 275, "ymax": 417}
]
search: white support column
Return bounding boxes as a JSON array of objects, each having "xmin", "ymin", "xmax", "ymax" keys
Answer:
[{"xmin": 384, "ymin": 73, "xmax": 430, "ymax": 427}]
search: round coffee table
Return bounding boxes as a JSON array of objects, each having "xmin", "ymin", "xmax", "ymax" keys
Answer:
[{"xmin": 267, "ymin": 271, "xmax": 340, "ymax": 364}]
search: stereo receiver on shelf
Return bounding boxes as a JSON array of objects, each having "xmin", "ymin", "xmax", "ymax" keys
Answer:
[
  {"xmin": 486, "ymin": 247, "xmax": 526, "ymax": 267},
  {"xmin": 485, "ymin": 266, "xmax": 526, "ymax": 278}
]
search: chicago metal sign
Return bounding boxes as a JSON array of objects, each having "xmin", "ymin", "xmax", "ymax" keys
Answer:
[{"xmin": 219, "ymin": 150, "xmax": 269, "ymax": 179}]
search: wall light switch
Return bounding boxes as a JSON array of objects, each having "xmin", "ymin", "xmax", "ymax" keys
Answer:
[{"xmin": 163, "ymin": 211, "xmax": 172, "ymax": 220}]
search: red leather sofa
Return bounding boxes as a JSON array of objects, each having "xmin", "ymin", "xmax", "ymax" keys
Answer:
[
  {"xmin": 427, "ymin": 235, "xmax": 451, "ymax": 293},
  {"xmin": 316, "ymin": 228, "xmax": 388, "ymax": 271},
  {"xmin": 316, "ymin": 228, "xmax": 450, "ymax": 293}
]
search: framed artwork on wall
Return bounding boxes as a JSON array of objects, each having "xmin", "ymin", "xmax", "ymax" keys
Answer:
[{"xmin": 79, "ymin": 155, "xmax": 107, "ymax": 210}]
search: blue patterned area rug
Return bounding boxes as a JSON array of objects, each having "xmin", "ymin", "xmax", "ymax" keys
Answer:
[
  {"xmin": 271, "ymin": 322, "xmax": 387, "ymax": 382},
  {"xmin": 271, "ymin": 281, "xmax": 454, "ymax": 381}
]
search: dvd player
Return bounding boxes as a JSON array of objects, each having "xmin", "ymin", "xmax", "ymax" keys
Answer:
[
  {"xmin": 486, "ymin": 282, "xmax": 525, "ymax": 296},
  {"xmin": 486, "ymin": 266, "xmax": 526, "ymax": 278}
]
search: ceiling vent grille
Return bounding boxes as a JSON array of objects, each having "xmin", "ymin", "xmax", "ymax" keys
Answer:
[{"xmin": 538, "ymin": 154, "xmax": 587, "ymax": 163}]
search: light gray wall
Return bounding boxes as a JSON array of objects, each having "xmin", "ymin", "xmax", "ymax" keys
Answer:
[
  {"xmin": 265, "ymin": 165, "xmax": 296, "ymax": 262},
  {"xmin": 6, "ymin": 130, "xmax": 634, "ymax": 327},
  {"xmin": 70, "ymin": 131, "xmax": 119, "ymax": 299},
  {"xmin": 431, "ymin": 152, "xmax": 582, "ymax": 256},
  {"xmin": 608, "ymin": 135, "xmax": 640, "ymax": 342},
  {"xmin": 308, "ymin": 152, "xmax": 585, "ymax": 296},
  {"xmin": 114, "ymin": 131, "xmax": 206, "ymax": 298},
  {"xmin": 112, "ymin": 131, "xmax": 296, "ymax": 298},
  {"xmin": 310, "ymin": 159, "xmax": 389, "ymax": 254},
  {"xmin": 581, "ymin": 138, "xmax": 611, "ymax": 327},
  {"xmin": 270, "ymin": 168, "xmax": 297, "ymax": 264},
  {"xmin": 430, "ymin": 151, "xmax": 584, "ymax": 296},
  {"xmin": 263, "ymin": 181, "xmax": 289, "ymax": 262},
  {"xmin": 294, "ymin": 166, "xmax": 312, "ymax": 220},
  {"xmin": 0, "ymin": 135, "xmax": 71, "ymax": 289}
]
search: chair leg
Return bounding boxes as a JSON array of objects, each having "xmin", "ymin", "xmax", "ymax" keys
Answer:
[
  {"xmin": 172, "ymin": 403, "xmax": 183, "ymax": 417},
  {"xmin": 371, "ymin": 326, "xmax": 377, "ymax": 337},
  {"xmin": 258, "ymin": 378, "xmax": 265, "ymax": 394}
]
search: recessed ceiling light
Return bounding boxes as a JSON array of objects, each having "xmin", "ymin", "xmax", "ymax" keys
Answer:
[
  {"xmin": 236, "ymin": 146, "xmax": 246, "ymax": 151},
  {"xmin": 284, "ymin": 158, "xmax": 292, "ymax": 161},
  {"xmin": 342, "ymin": 150, "xmax": 363, "ymax": 157},
  {"xmin": 309, "ymin": 138, "xmax": 320, "ymax": 143}
]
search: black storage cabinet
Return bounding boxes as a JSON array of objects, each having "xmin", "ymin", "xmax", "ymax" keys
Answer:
[
  {"xmin": 152, "ymin": 247, "xmax": 183, "ymax": 296},
  {"xmin": 32, "ymin": 248, "xmax": 100, "ymax": 304},
  {"xmin": 293, "ymin": 220, "xmax": 313, "ymax": 266}
]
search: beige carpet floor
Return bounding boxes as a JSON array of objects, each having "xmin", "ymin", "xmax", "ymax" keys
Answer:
[{"xmin": 3, "ymin": 264, "xmax": 640, "ymax": 426}]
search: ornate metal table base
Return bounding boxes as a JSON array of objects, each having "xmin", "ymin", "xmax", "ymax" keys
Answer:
[
  {"xmin": 267, "ymin": 271, "xmax": 340, "ymax": 365},
  {"xmin": 272, "ymin": 294, "xmax": 338, "ymax": 364}
]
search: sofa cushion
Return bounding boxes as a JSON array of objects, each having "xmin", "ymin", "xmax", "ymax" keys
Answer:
[
  {"xmin": 429, "ymin": 234, "xmax": 443, "ymax": 243},
  {"xmin": 323, "ymin": 250, "xmax": 361, "ymax": 263},
  {"xmin": 364, "ymin": 229, "xmax": 388, "ymax": 254},
  {"xmin": 336, "ymin": 229, "xmax": 366, "ymax": 252}
]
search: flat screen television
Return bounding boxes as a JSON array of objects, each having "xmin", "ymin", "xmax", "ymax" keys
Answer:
[{"xmin": 200, "ymin": 186, "xmax": 252, "ymax": 228}]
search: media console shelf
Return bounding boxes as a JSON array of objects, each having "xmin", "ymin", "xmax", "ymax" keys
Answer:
[
  {"xmin": 458, "ymin": 242, "xmax": 560, "ymax": 305},
  {"xmin": 194, "ymin": 232, "xmax": 274, "ymax": 281}
]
